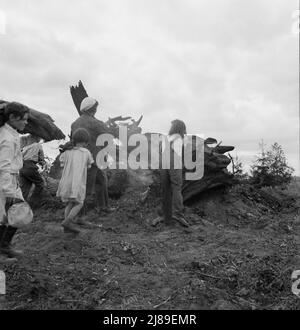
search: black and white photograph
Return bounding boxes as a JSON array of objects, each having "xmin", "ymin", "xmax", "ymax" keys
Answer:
[{"xmin": 0, "ymin": 0, "xmax": 299, "ymax": 315}]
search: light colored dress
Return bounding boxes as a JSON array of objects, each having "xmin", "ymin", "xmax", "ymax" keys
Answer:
[{"xmin": 56, "ymin": 147, "xmax": 94, "ymax": 203}]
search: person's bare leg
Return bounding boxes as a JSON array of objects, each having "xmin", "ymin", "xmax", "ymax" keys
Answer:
[
  {"xmin": 64, "ymin": 202, "xmax": 73, "ymax": 221},
  {"xmin": 66, "ymin": 202, "xmax": 84, "ymax": 222},
  {"xmin": 62, "ymin": 202, "xmax": 83, "ymax": 234}
]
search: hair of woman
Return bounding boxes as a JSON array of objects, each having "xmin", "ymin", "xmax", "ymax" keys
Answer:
[
  {"xmin": 168, "ymin": 119, "xmax": 187, "ymax": 138},
  {"xmin": 4, "ymin": 102, "xmax": 29, "ymax": 122}
]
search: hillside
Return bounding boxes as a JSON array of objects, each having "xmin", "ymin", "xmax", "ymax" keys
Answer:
[{"xmin": 1, "ymin": 179, "xmax": 300, "ymax": 310}]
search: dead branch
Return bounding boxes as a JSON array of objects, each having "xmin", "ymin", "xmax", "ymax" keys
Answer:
[{"xmin": 153, "ymin": 296, "xmax": 172, "ymax": 309}]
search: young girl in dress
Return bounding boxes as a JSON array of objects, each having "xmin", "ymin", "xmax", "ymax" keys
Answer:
[{"xmin": 57, "ymin": 128, "xmax": 94, "ymax": 234}]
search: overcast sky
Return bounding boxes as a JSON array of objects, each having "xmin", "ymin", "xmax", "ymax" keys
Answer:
[{"xmin": 0, "ymin": 0, "xmax": 299, "ymax": 173}]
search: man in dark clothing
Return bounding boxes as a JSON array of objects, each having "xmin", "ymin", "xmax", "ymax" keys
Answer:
[{"xmin": 71, "ymin": 97, "xmax": 113, "ymax": 212}]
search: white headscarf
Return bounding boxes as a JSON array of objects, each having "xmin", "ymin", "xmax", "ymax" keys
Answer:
[{"xmin": 80, "ymin": 97, "xmax": 98, "ymax": 113}]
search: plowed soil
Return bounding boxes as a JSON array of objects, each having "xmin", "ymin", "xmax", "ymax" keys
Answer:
[{"xmin": 1, "ymin": 181, "xmax": 300, "ymax": 310}]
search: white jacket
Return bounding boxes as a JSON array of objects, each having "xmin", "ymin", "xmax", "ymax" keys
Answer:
[{"xmin": 0, "ymin": 123, "xmax": 23, "ymax": 197}]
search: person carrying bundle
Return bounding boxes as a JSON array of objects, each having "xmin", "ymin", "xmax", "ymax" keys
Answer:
[{"xmin": 0, "ymin": 102, "xmax": 30, "ymax": 261}]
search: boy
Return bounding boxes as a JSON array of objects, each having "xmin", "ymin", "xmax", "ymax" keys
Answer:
[{"xmin": 19, "ymin": 134, "xmax": 45, "ymax": 204}]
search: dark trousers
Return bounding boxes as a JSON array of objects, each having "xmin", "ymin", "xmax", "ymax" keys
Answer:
[
  {"xmin": 19, "ymin": 160, "xmax": 44, "ymax": 201},
  {"xmin": 86, "ymin": 164, "xmax": 109, "ymax": 208},
  {"xmin": 160, "ymin": 168, "xmax": 184, "ymax": 224}
]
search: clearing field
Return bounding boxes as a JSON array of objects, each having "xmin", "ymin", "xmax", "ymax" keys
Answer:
[{"xmin": 1, "ymin": 180, "xmax": 300, "ymax": 310}]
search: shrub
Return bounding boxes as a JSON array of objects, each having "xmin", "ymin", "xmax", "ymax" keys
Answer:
[
  {"xmin": 228, "ymin": 153, "xmax": 249, "ymax": 181},
  {"xmin": 250, "ymin": 142, "xmax": 294, "ymax": 187}
]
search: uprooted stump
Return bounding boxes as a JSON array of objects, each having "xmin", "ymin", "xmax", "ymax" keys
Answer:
[
  {"xmin": 106, "ymin": 169, "xmax": 128, "ymax": 199},
  {"xmin": 182, "ymin": 170, "xmax": 234, "ymax": 202},
  {"xmin": 182, "ymin": 143, "xmax": 235, "ymax": 201},
  {"xmin": 47, "ymin": 80, "xmax": 236, "ymax": 206}
]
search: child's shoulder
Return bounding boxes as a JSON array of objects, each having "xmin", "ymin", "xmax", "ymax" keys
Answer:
[
  {"xmin": 76, "ymin": 147, "xmax": 93, "ymax": 158},
  {"xmin": 61, "ymin": 148, "xmax": 75, "ymax": 158},
  {"xmin": 82, "ymin": 147, "xmax": 92, "ymax": 154}
]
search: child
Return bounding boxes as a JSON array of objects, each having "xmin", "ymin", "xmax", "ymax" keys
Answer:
[
  {"xmin": 19, "ymin": 134, "xmax": 45, "ymax": 204},
  {"xmin": 57, "ymin": 128, "xmax": 94, "ymax": 234}
]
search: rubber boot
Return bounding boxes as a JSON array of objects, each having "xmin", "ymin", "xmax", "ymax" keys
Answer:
[
  {"xmin": 0, "ymin": 226, "xmax": 23, "ymax": 258},
  {"xmin": 0, "ymin": 225, "xmax": 19, "ymax": 262}
]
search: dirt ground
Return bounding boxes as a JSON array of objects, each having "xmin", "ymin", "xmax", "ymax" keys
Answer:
[{"xmin": 1, "ymin": 179, "xmax": 300, "ymax": 310}]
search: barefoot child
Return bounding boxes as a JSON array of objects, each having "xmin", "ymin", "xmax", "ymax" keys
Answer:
[{"xmin": 57, "ymin": 128, "xmax": 94, "ymax": 234}]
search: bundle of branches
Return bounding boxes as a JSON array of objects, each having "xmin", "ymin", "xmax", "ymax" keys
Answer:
[
  {"xmin": 70, "ymin": 80, "xmax": 144, "ymax": 138},
  {"xmin": 106, "ymin": 115, "xmax": 143, "ymax": 137},
  {"xmin": 0, "ymin": 100, "xmax": 65, "ymax": 141}
]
